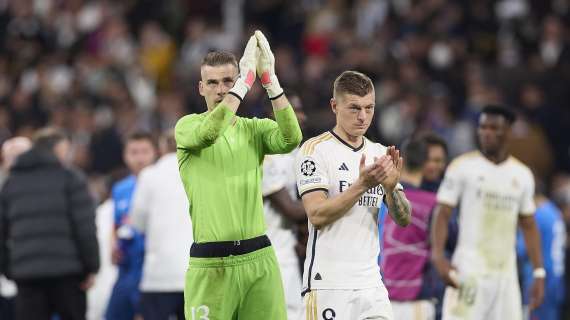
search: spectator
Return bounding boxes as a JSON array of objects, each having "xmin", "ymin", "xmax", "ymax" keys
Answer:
[
  {"xmin": 0, "ymin": 136, "xmax": 32, "ymax": 320},
  {"xmin": 129, "ymin": 130, "xmax": 191, "ymax": 320},
  {"xmin": 0, "ymin": 1, "xmax": 569, "ymax": 193},
  {"xmin": 0, "ymin": 1, "xmax": 569, "ymax": 316},
  {"xmin": 0, "ymin": 127, "xmax": 99, "ymax": 320}
]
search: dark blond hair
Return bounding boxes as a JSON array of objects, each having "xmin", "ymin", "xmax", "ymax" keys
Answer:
[
  {"xmin": 333, "ymin": 71, "xmax": 374, "ymax": 99},
  {"xmin": 33, "ymin": 127, "xmax": 69, "ymax": 152},
  {"xmin": 125, "ymin": 131, "xmax": 157, "ymax": 149},
  {"xmin": 201, "ymin": 51, "xmax": 238, "ymax": 68}
]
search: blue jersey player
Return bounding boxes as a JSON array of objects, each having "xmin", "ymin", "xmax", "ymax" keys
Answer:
[
  {"xmin": 106, "ymin": 132, "xmax": 157, "ymax": 320},
  {"xmin": 517, "ymin": 192, "xmax": 566, "ymax": 320}
]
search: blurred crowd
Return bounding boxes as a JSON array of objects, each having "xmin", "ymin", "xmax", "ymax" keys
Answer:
[
  {"xmin": 1, "ymin": 0, "xmax": 570, "ymax": 319},
  {"xmin": 0, "ymin": 0, "xmax": 569, "ymax": 213}
]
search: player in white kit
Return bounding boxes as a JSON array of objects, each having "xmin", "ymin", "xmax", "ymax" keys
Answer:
[
  {"xmin": 262, "ymin": 95, "xmax": 308, "ymax": 320},
  {"xmin": 296, "ymin": 71, "xmax": 412, "ymax": 319},
  {"xmin": 431, "ymin": 105, "xmax": 545, "ymax": 320},
  {"xmin": 263, "ymin": 153, "xmax": 304, "ymax": 319}
]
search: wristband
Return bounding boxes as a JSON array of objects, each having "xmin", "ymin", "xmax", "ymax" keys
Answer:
[
  {"xmin": 228, "ymin": 77, "xmax": 249, "ymax": 101},
  {"xmin": 269, "ymin": 91, "xmax": 284, "ymax": 100},
  {"xmin": 227, "ymin": 91, "xmax": 243, "ymax": 102},
  {"xmin": 533, "ymin": 268, "xmax": 546, "ymax": 278}
]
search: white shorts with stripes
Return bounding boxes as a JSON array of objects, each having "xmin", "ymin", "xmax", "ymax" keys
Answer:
[
  {"xmin": 301, "ymin": 286, "xmax": 393, "ymax": 320},
  {"xmin": 391, "ymin": 300, "xmax": 435, "ymax": 320}
]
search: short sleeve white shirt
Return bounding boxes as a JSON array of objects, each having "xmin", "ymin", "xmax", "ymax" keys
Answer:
[
  {"xmin": 296, "ymin": 131, "xmax": 402, "ymax": 291},
  {"xmin": 437, "ymin": 151, "xmax": 535, "ymax": 275}
]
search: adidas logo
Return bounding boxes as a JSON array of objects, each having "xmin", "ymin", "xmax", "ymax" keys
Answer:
[
  {"xmin": 314, "ymin": 273, "xmax": 322, "ymax": 280},
  {"xmin": 338, "ymin": 163, "xmax": 349, "ymax": 171}
]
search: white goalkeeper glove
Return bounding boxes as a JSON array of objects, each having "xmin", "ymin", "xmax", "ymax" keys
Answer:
[
  {"xmin": 229, "ymin": 35, "xmax": 258, "ymax": 101},
  {"xmin": 255, "ymin": 30, "xmax": 284, "ymax": 99}
]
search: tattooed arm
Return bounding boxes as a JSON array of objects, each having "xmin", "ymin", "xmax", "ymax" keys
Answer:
[
  {"xmin": 385, "ymin": 189, "xmax": 411, "ymax": 226},
  {"xmin": 382, "ymin": 146, "xmax": 411, "ymax": 227}
]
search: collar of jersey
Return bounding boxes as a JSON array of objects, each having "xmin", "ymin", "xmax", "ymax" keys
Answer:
[
  {"xmin": 329, "ymin": 130, "xmax": 365, "ymax": 152},
  {"xmin": 477, "ymin": 150, "xmax": 513, "ymax": 167}
]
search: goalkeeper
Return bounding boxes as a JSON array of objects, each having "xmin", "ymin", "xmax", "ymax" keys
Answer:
[{"xmin": 175, "ymin": 31, "xmax": 302, "ymax": 319}]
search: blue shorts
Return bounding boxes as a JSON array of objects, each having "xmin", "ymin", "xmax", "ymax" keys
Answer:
[
  {"xmin": 106, "ymin": 271, "xmax": 142, "ymax": 320},
  {"xmin": 530, "ymin": 301, "xmax": 561, "ymax": 320}
]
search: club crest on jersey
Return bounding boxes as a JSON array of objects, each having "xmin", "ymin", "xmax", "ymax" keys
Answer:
[{"xmin": 301, "ymin": 159, "xmax": 316, "ymax": 176}]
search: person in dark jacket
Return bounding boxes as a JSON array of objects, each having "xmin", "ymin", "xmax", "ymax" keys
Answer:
[
  {"xmin": 0, "ymin": 137, "xmax": 32, "ymax": 320},
  {"xmin": 0, "ymin": 127, "xmax": 100, "ymax": 320}
]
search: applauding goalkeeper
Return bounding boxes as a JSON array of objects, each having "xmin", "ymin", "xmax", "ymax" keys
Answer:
[{"xmin": 175, "ymin": 31, "xmax": 302, "ymax": 320}]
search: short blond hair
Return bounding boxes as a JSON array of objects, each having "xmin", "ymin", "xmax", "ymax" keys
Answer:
[
  {"xmin": 201, "ymin": 51, "xmax": 238, "ymax": 68},
  {"xmin": 333, "ymin": 71, "xmax": 374, "ymax": 99},
  {"xmin": 33, "ymin": 127, "xmax": 68, "ymax": 152}
]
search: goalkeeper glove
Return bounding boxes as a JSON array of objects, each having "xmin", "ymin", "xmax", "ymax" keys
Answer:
[
  {"xmin": 255, "ymin": 30, "xmax": 284, "ymax": 99},
  {"xmin": 229, "ymin": 35, "xmax": 258, "ymax": 101}
]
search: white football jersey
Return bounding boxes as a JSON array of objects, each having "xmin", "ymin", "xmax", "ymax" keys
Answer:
[
  {"xmin": 262, "ymin": 151, "xmax": 303, "ymax": 319},
  {"xmin": 262, "ymin": 151, "xmax": 299, "ymax": 263},
  {"xmin": 437, "ymin": 151, "xmax": 535, "ymax": 275},
  {"xmin": 296, "ymin": 131, "xmax": 402, "ymax": 291}
]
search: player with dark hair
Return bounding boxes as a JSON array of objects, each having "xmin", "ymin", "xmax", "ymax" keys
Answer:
[
  {"xmin": 382, "ymin": 137, "xmax": 441, "ymax": 319},
  {"xmin": 107, "ymin": 131, "xmax": 157, "ymax": 320},
  {"xmin": 431, "ymin": 105, "xmax": 544, "ymax": 320},
  {"xmin": 418, "ymin": 132, "xmax": 448, "ymax": 193}
]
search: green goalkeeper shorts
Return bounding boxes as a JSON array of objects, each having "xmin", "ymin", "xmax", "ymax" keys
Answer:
[{"xmin": 184, "ymin": 240, "xmax": 287, "ymax": 320}]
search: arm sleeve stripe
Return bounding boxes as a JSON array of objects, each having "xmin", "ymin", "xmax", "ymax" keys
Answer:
[{"xmin": 300, "ymin": 187, "xmax": 329, "ymax": 197}]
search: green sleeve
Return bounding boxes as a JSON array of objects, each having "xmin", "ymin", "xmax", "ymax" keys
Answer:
[
  {"xmin": 175, "ymin": 104, "xmax": 235, "ymax": 150},
  {"xmin": 258, "ymin": 105, "xmax": 302, "ymax": 155}
]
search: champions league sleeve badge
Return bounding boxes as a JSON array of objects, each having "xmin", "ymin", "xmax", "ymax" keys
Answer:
[{"xmin": 301, "ymin": 159, "xmax": 317, "ymax": 176}]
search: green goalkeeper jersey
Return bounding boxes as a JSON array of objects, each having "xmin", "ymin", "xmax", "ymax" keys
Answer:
[{"xmin": 175, "ymin": 104, "xmax": 302, "ymax": 243}]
